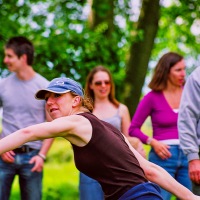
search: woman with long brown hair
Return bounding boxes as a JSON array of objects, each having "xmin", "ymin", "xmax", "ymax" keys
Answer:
[{"xmin": 129, "ymin": 52, "xmax": 191, "ymax": 200}]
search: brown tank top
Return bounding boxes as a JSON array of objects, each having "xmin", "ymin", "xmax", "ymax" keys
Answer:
[{"xmin": 72, "ymin": 112, "xmax": 147, "ymax": 200}]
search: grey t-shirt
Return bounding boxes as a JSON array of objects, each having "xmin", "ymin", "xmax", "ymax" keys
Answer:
[
  {"xmin": 103, "ymin": 104, "xmax": 122, "ymax": 131},
  {"xmin": 0, "ymin": 73, "xmax": 49, "ymax": 149}
]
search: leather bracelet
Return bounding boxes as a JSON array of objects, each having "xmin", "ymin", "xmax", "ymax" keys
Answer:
[{"xmin": 38, "ymin": 153, "xmax": 46, "ymax": 161}]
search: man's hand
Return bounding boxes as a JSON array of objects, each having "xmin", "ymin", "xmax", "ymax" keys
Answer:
[
  {"xmin": 189, "ymin": 160, "xmax": 200, "ymax": 184},
  {"xmin": 1, "ymin": 151, "xmax": 15, "ymax": 163},
  {"xmin": 29, "ymin": 155, "xmax": 44, "ymax": 172}
]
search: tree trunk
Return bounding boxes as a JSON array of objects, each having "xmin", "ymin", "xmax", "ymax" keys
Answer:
[
  {"xmin": 90, "ymin": 0, "xmax": 115, "ymax": 37},
  {"xmin": 124, "ymin": 0, "xmax": 160, "ymax": 116}
]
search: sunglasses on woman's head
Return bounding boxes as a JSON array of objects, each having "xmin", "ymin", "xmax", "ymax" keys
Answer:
[{"xmin": 94, "ymin": 80, "xmax": 111, "ymax": 86}]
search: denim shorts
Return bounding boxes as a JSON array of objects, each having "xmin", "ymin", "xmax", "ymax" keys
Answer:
[{"xmin": 118, "ymin": 182, "xmax": 163, "ymax": 200}]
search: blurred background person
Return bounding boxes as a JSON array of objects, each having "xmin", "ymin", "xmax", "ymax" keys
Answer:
[
  {"xmin": 0, "ymin": 36, "xmax": 53, "ymax": 200},
  {"xmin": 79, "ymin": 65, "xmax": 145, "ymax": 200},
  {"xmin": 129, "ymin": 52, "xmax": 191, "ymax": 200},
  {"xmin": 178, "ymin": 66, "xmax": 200, "ymax": 195}
]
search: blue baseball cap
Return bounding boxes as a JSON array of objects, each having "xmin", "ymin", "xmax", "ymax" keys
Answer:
[{"xmin": 35, "ymin": 77, "xmax": 84, "ymax": 100}]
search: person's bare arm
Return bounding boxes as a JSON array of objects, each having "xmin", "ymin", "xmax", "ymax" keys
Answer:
[
  {"xmin": 0, "ymin": 115, "xmax": 91, "ymax": 155},
  {"xmin": 123, "ymin": 136, "xmax": 199, "ymax": 200},
  {"xmin": 37, "ymin": 109, "xmax": 54, "ymax": 158},
  {"xmin": 29, "ymin": 109, "xmax": 54, "ymax": 172},
  {"xmin": 120, "ymin": 104, "xmax": 131, "ymax": 135},
  {"xmin": 120, "ymin": 104, "xmax": 146, "ymax": 158}
]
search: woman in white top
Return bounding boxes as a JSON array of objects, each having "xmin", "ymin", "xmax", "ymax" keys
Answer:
[{"xmin": 79, "ymin": 66, "xmax": 145, "ymax": 200}]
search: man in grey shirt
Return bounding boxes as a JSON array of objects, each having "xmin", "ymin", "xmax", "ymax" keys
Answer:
[
  {"xmin": 0, "ymin": 36, "xmax": 54, "ymax": 200},
  {"xmin": 178, "ymin": 66, "xmax": 200, "ymax": 195}
]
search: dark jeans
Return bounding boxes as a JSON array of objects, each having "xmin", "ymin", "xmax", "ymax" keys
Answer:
[{"xmin": 0, "ymin": 149, "xmax": 43, "ymax": 200}]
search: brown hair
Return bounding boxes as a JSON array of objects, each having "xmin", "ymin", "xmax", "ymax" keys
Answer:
[
  {"xmin": 5, "ymin": 36, "xmax": 34, "ymax": 65},
  {"xmin": 85, "ymin": 66, "xmax": 119, "ymax": 107},
  {"xmin": 148, "ymin": 52, "xmax": 183, "ymax": 91}
]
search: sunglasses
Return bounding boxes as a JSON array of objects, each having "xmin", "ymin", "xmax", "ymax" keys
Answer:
[{"xmin": 94, "ymin": 80, "xmax": 111, "ymax": 86}]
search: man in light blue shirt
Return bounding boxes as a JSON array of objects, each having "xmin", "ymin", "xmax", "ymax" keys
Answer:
[{"xmin": 0, "ymin": 36, "xmax": 54, "ymax": 200}]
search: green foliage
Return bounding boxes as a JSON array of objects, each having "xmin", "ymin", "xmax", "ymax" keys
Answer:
[
  {"xmin": 1, "ymin": 0, "xmax": 200, "ymax": 102},
  {"xmin": 153, "ymin": 0, "xmax": 200, "ymax": 61},
  {"xmin": 46, "ymin": 139, "xmax": 74, "ymax": 163},
  {"xmin": 0, "ymin": 0, "xmax": 132, "ymax": 101},
  {"xmin": 42, "ymin": 162, "xmax": 79, "ymax": 200}
]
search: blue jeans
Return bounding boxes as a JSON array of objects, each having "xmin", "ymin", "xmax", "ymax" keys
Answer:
[
  {"xmin": 149, "ymin": 145, "xmax": 191, "ymax": 200},
  {"xmin": 79, "ymin": 172, "xmax": 104, "ymax": 200},
  {"xmin": 119, "ymin": 182, "xmax": 163, "ymax": 200},
  {"xmin": 0, "ymin": 149, "xmax": 43, "ymax": 200}
]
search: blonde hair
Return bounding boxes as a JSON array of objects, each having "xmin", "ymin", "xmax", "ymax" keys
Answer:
[{"xmin": 71, "ymin": 92, "xmax": 93, "ymax": 112}]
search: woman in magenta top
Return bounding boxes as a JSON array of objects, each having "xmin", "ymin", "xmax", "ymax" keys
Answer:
[{"xmin": 129, "ymin": 52, "xmax": 192, "ymax": 200}]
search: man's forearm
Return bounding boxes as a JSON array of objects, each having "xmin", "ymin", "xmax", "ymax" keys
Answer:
[{"xmin": 39, "ymin": 138, "xmax": 54, "ymax": 158}]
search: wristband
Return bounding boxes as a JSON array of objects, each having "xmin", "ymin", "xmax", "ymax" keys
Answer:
[{"xmin": 38, "ymin": 153, "xmax": 46, "ymax": 161}]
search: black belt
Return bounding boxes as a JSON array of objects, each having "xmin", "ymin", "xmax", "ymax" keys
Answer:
[{"xmin": 13, "ymin": 146, "xmax": 35, "ymax": 153}]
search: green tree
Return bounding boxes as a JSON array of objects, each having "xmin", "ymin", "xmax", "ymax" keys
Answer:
[{"xmin": 124, "ymin": 0, "xmax": 160, "ymax": 116}]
